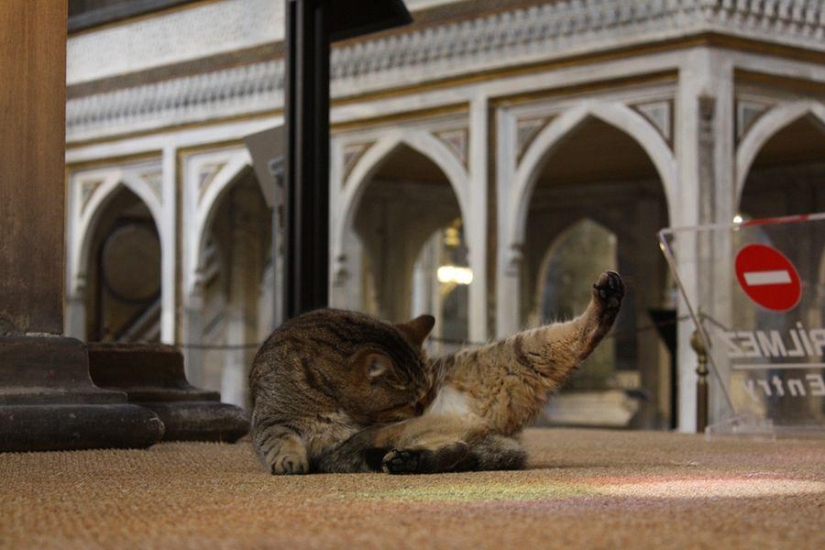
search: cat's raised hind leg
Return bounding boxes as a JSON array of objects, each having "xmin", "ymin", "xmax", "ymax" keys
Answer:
[
  {"xmin": 579, "ymin": 270, "xmax": 625, "ymax": 358},
  {"xmin": 593, "ymin": 270, "xmax": 625, "ymax": 325}
]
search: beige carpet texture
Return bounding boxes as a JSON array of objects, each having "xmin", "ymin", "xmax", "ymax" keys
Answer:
[{"xmin": 2, "ymin": 428, "xmax": 824, "ymax": 549}]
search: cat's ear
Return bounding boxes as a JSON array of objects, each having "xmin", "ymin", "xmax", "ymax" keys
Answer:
[{"xmin": 396, "ymin": 315, "xmax": 435, "ymax": 347}]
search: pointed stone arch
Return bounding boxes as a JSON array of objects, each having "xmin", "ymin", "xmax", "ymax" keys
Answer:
[
  {"xmin": 532, "ymin": 216, "xmax": 619, "ymax": 323},
  {"xmin": 184, "ymin": 150, "xmax": 252, "ymax": 297},
  {"xmin": 540, "ymin": 216, "xmax": 617, "ymax": 264},
  {"xmin": 508, "ymin": 101, "xmax": 677, "ymax": 248},
  {"xmin": 532, "ymin": 217, "xmax": 621, "ymax": 385},
  {"xmin": 182, "ymin": 148, "xmax": 269, "ymax": 407},
  {"xmin": 735, "ymin": 100, "xmax": 825, "ymax": 206},
  {"xmin": 331, "ymin": 127, "xmax": 481, "ymax": 338},
  {"xmin": 66, "ymin": 167, "xmax": 166, "ymax": 341},
  {"xmin": 71, "ymin": 169, "xmax": 164, "ymax": 298},
  {"xmin": 497, "ymin": 103, "xmax": 674, "ymax": 427},
  {"xmin": 334, "ymin": 128, "xmax": 471, "ymax": 262}
]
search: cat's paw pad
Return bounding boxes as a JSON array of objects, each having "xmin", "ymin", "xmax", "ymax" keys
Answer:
[
  {"xmin": 269, "ymin": 450, "xmax": 309, "ymax": 475},
  {"xmin": 382, "ymin": 450, "xmax": 420, "ymax": 475},
  {"xmin": 382, "ymin": 442, "xmax": 469, "ymax": 475},
  {"xmin": 593, "ymin": 271, "xmax": 625, "ymax": 310}
]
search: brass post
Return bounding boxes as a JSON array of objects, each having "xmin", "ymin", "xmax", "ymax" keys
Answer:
[{"xmin": 690, "ymin": 330, "xmax": 709, "ymax": 433}]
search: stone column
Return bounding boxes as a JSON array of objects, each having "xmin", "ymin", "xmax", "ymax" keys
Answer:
[
  {"xmin": 673, "ymin": 47, "xmax": 735, "ymax": 432},
  {"xmin": 343, "ymin": 236, "xmax": 364, "ymax": 311},
  {"xmin": 222, "ymin": 186, "xmax": 261, "ymax": 408},
  {"xmin": 467, "ymin": 95, "xmax": 490, "ymax": 343},
  {"xmin": 64, "ymin": 281, "xmax": 88, "ymax": 341},
  {"xmin": 0, "ymin": 4, "xmax": 66, "ymax": 334},
  {"xmin": 635, "ymin": 196, "xmax": 666, "ymax": 429},
  {"xmin": 0, "ymin": 2, "xmax": 163, "ymax": 451},
  {"xmin": 183, "ymin": 278, "xmax": 206, "ymax": 387},
  {"xmin": 495, "ymin": 108, "xmax": 523, "ymax": 338},
  {"xmin": 160, "ymin": 145, "xmax": 178, "ymax": 343}
]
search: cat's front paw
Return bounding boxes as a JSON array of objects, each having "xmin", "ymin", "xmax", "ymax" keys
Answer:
[
  {"xmin": 592, "ymin": 271, "xmax": 625, "ymax": 312},
  {"xmin": 382, "ymin": 450, "xmax": 420, "ymax": 475},
  {"xmin": 269, "ymin": 449, "xmax": 309, "ymax": 475},
  {"xmin": 382, "ymin": 441, "xmax": 469, "ymax": 475}
]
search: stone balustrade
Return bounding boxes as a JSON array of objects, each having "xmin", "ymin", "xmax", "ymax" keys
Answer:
[{"xmin": 66, "ymin": 0, "xmax": 825, "ymax": 142}]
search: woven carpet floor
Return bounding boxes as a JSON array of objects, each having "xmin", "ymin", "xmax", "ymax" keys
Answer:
[{"xmin": 2, "ymin": 428, "xmax": 824, "ymax": 549}]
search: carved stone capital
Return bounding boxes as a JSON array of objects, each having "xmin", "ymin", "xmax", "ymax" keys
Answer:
[
  {"xmin": 332, "ymin": 254, "xmax": 350, "ymax": 287},
  {"xmin": 505, "ymin": 244, "xmax": 524, "ymax": 277}
]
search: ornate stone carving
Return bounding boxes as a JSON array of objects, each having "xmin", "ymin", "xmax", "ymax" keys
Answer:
[
  {"xmin": 505, "ymin": 244, "xmax": 524, "ymax": 277},
  {"xmin": 434, "ymin": 128, "xmax": 469, "ymax": 168},
  {"xmin": 698, "ymin": 95, "xmax": 716, "ymax": 224},
  {"xmin": 71, "ymin": 273, "xmax": 88, "ymax": 299},
  {"xmin": 736, "ymin": 99, "xmax": 773, "ymax": 143},
  {"xmin": 516, "ymin": 117, "xmax": 553, "ymax": 162},
  {"xmin": 140, "ymin": 171, "xmax": 163, "ymax": 203},
  {"xmin": 67, "ymin": 1, "xmax": 825, "ymax": 142},
  {"xmin": 80, "ymin": 179, "xmax": 104, "ymax": 213},
  {"xmin": 632, "ymin": 100, "xmax": 673, "ymax": 146},
  {"xmin": 67, "ymin": 60, "xmax": 285, "ymax": 142},
  {"xmin": 197, "ymin": 162, "xmax": 227, "ymax": 204},
  {"xmin": 332, "ymin": 254, "xmax": 350, "ymax": 287},
  {"xmin": 342, "ymin": 142, "xmax": 374, "ymax": 184}
]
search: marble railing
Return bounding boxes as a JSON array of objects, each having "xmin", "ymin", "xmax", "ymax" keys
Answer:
[
  {"xmin": 332, "ymin": 0, "xmax": 825, "ymax": 80},
  {"xmin": 67, "ymin": 0, "xmax": 825, "ymax": 142}
]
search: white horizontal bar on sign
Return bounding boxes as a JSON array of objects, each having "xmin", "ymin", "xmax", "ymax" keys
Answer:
[
  {"xmin": 743, "ymin": 270, "xmax": 792, "ymax": 286},
  {"xmin": 732, "ymin": 363, "xmax": 825, "ymax": 371}
]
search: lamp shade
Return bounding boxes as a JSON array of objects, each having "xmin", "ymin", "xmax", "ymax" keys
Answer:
[{"xmin": 328, "ymin": 0, "xmax": 412, "ymax": 42}]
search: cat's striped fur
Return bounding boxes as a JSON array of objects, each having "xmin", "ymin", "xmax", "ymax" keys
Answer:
[
  {"xmin": 375, "ymin": 270, "xmax": 625, "ymax": 474},
  {"xmin": 249, "ymin": 309, "xmax": 436, "ymax": 474},
  {"xmin": 250, "ymin": 271, "xmax": 625, "ymax": 474}
]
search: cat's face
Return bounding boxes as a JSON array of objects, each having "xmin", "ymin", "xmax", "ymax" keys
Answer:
[
  {"xmin": 282, "ymin": 309, "xmax": 435, "ymax": 423},
  {"xmin": 336, "ymin": 313, "xmax": 435, "ymax": 423}
]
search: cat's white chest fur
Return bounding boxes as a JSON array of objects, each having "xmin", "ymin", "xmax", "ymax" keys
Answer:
[{"xmin": 425, "ymin": 386, "xmax": 472, "ymax": 416}]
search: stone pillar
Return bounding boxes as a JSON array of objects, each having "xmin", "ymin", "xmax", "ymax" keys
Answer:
[
  {"xmin": 673, "ymin": 47, "xmax": 736, "ymax": 432},
  {"xmin": 0, "ymin": 3, "xmax": 66, "ymax": 334},
  {"xmin": 330, "ymin": 233, "xmax": 363, "ymax": 312},
  {"xmin": 635, "ymin": 197, "xmax": 665, "ymax": 428},
  {"xmin": 0, "ymin": 2, "xmax": 163, "ymax": 451},
  {"xmin": 411, "ymin": 234, "xmax": 444, "ymax": 355},
  {"xmin": 160, "ymin": 145, "xmax": 178, "ymax": 343},
  {"xmin": 467, "ymin": 95, "xmax": 490, "ymax": 343},
  {"xmin": 222, "ymin": 186, "xmax": 261, "ymax": 408},
  {"xmin": 258, "ymin": 261, "xmax": 278, "ymax": 341},
  {"xmin": 64, "ymin": 281, "xmax": 88, "ymax": 341},
  {"xmin": 183, "ymin": 278, "xmax": 206, "ymax": 387},
  {"xmin": 345, "ymin": 237, "xmax": 364, "ymax": 311},
  {"xmin": 495, "ymin": 108, "xmax": 523, "ymax": 338}
]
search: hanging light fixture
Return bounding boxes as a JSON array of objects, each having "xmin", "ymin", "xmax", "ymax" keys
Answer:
[{"xmin": 437, "ymin": 265, "xmax": 473, "ymax": 285}]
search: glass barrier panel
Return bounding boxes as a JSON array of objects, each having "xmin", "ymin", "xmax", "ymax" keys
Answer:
[{"xmin": 660, "ymin": 213, "xmax": 825, "ymax": 437}]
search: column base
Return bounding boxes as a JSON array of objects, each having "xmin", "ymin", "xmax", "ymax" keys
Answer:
[
  {"xmin": 87, "ymin": 343, "xmax": 249, "ymax": 443},
  {"xmin": 0, "ymin": 336, "xmax": 165, "ymax": 452}
]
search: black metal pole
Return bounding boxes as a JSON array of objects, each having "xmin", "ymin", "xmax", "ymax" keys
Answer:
[{"xmin": 284, "ymin": 0, "xmax": 330, "ymax": 319}]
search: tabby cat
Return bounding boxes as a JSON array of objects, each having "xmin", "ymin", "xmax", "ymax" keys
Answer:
[
  {"xmin": 249, "ymin": 309, "xmax": 437, "ymax": 474},
  {"xmin": 250, "ymin": 270, "xmax": 624, "ymax": 475}
]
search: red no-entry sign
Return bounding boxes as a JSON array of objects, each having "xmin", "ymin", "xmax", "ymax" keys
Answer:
[{"xmin": 735, "ymin": 244, "xmax": 801, "ymax": 312}]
